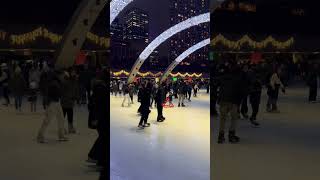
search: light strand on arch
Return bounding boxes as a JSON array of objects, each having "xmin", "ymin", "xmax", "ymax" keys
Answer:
[{"xmin": 211, "ymin": 34, "xmax": 294, "ymax": 49}]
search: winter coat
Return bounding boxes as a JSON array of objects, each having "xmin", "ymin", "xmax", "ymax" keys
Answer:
[
  {"xmin": 10, "ymin": 73, "xmax": 27, "ymax": 96},
  {"xmin": 60, "ymin": 77, "xmax": 78, "ymax": 108}
]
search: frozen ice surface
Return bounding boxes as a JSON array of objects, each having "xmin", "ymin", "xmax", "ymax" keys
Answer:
[
  {"xmin": 212, "ymin": 87, "xmax": 320, "ymax": 180},
  {"xmin": 0, "ymin": 103, "xmax": 99, "ymax": 180},
  {"xmin": 111, "ymin": 90, "xmax": 210, "ymax": 180}
]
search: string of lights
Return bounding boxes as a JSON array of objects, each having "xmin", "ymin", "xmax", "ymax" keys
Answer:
[
  {"xmin": 111, "ymin": 70, "xmax": 202, "ymax": 78},
  {"xmin": 211, "ymin": 34, "xmax": 294, "ymax": 49},
  {"xmin": 0, "ymin": 27, "xmax": 110, "ymax": 48}
]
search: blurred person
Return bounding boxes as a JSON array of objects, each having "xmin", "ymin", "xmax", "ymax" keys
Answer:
[
  {"xmin": 156, "ymin": 83, "xmax": 166, "ymax": 122},
  {"xmin": 267, "ymin": 68, "xmax": 286, "ymax": 113},
  {"xmin": 10, "ymin": 66, "xmax": 27, "ymax": 112},
  {"xmin": 138, "ymin": 81, "xmax": 151, "ymax": 128}
]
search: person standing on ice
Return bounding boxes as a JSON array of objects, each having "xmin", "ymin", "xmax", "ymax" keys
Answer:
[
  {"xmin": 307, "ymin": 64, "xmax": 318, "ymax": 103},
  {"xmin": 138, "ymin": 81, "xmax": 151, "ymax": 128},
  {"xmin": 177, "ymin": 81, "xmax": 186, "ymax": 107},
  {"xmin": 155, "ymin": 82, "xmax": 166, "ymax": 122},
  {"xmin": 266, "ymin": 67, "xmax": 285, "ymax": 113},
  {"xmin": 121, "ymin": 83, "xmax": 130, "ymax": 107},
  {"xmin": 37, "ymin": 70, "xmax": 68, "ymax": 143},
  {"xmin": 10, "ymin": 66, "xmax": 27, "ymax": 112},
  {"xmin": 217, "ymin": 63, "xmax": 242, "ymax": 144}
]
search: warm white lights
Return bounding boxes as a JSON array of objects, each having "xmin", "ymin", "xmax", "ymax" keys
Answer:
[{"xmin": 110, "ymin": 0, "xmax": 134, "ymax": 24}]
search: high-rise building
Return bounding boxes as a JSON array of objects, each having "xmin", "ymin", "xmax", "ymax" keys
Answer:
[
  {"xmin": 169, "ymin": 0, "xmax": 209, "ymax": 68},
  {"xmin": 124, "ymin": 8, "xmax": 149, "ymax": 44}
]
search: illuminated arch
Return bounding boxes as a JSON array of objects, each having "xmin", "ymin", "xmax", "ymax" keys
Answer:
[
  {"xmin": 110, "ymin": 0, "xmax": 134, "ymax": 24},
  {"xmin": 127, "ymin": 13, "xmax": 210, "ymax": 83},
  {"xmin": 160, "ymin": 38, "xmax": 210, "ymax": 82},
  {"xmin": 55, "ymin": 0, "xmax": 108, "ymax": 68}
]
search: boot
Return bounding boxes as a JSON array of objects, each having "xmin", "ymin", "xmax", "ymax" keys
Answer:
[
  {"xmin": 228, "ymin": 131, "xmax": 240, "ymax": 143},
  {"xmin": 217, "ymin": 131, "xmax": 225, "ymax": 144},
  {"xmin": 182, "ymin": 103, "xmax": 186, "ymax": 107},
  {"xmin": 178, "ymin": 103, "xmax": 180, "ymax": 107},
  {"xmin": 250, "ymin": 117, "xmax": 260, "ymax": 127},
  {"xmin": 68, "ymin": 124, "xmax": 76, "ymax": 134}
]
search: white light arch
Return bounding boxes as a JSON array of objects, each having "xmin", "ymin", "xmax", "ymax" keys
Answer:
[
  {"xmin": 160, "ymin": 38, "xmax": 210, "ymax": 82},
  {"xmin": 127, "ymin": 13, "xmax": 210, "ymax": 83},
  {"xmin": 110, "ymin": 0, "xmax": 134, "ymax": 24}
]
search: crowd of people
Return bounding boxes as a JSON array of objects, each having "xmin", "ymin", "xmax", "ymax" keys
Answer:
[
  {"xmin": 0, "ymin": 60, "xmax": 107, "ymax": 173},
  {"xmin": 212, "ymin": 55, "xmax": 320, "ymax": 144},
  {"xmin": 111, "ymin": 78, "xmax": 210, "ymax": 128}
]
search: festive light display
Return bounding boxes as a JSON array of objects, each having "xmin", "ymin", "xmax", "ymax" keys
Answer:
[
  {"xmin": 128, "ymin": 13, "xmax": 210, "ymax": 83},
  {"xmin": 111, "ymin": 70, "xmax": 202, "ymax": 78},
  {"xmin": 0, "ymin": 27, "xmax": 109, "ymax": 48},
  {"xmin": 211, "ymin": 34, "xmax": 294, "ymax": 50},
  {"xmin": 161, "ymin": 38, "xmax": 210, "ymax": 82},
  {"xmin": 110, "ymin": 0, "xmax": 134, "ymax": 24}
]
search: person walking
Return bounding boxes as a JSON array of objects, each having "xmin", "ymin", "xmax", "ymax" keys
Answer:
[
  {"xmin": 37, "ymin": 71, "xmax": 68, "ymax": 143},
  {"xmin": 193, "ymin": 83, "xmax": 199, "ymax": 97},
  {"xmin": 248, "ymin": 68, "xmax": 262, "ymax": 126},
  {"xmin": 10, "ymin": 66, "xmax": 27, "ymax": 112}
]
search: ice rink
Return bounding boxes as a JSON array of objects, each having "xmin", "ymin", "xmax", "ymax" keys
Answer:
[
  {"xmin": 0, "ymin": 102, "xmax": 100, "ymax": 180},
  {"xmin": 110, "ymin": 90, "xmax": 210, "ymax": 180},
  {"xmin": 212, "ymin": 87, "xmax": 320, "ymax": 180}
]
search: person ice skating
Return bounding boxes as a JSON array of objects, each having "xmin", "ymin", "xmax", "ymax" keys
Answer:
[
  {"xmin": 121, "ymin": 83, "xmax": 130, "ymax": 107},
  {"xmin": 217, "ymin": 64, "xmax": 242, "ymax": 144},
  {"xmin": 61, "ymin": 69, "xmax": 78, "ymax": 134},
  {"xmin": 266, "ymin": 68, "xmax": 286, "ymax": 113},
  {"xmin": 248, "ymin": 67, "xmax": 262, "ymax": 127},
  {"xmin": 156, "ymin": 83, "xmax": 166, "ymax": 122},
  {"xmin": 128, "ymin": 83, "xmax": 134, "ymax": 104},
  {"xmin": 10, "ymin": 66, "xmax": 27, "ymax": 112},
  {"xmin": 87, "ymin": 71, "xmax": 108, "ymax": 169},
  {"xmin": 37, "ymin": 71, "xmax": 68, "ymax": 143},
  {"xmin": 28, "ymin": 80, "xmax": 38, "ymax": 112},
  {"xmin": 138, "ymin": 81, "xmax": 151, "ymax": 128},
  {"xmin": 193, "ymin": 83, "xmax": 199, "ymax": 97},
  {"xmin": 307, "ymin": 65, "xmax": 318, "ymax": 103},
  {"xmin": 177, "ymin": 81, "xmax": 186, "ymax": 107},
  {"xmin": 239, "ymin": 64, "xmax": 250, "ymax": 119},
  {"xmin": 0, "ymin": 64, "xmax": 10, "ymax": 106}
]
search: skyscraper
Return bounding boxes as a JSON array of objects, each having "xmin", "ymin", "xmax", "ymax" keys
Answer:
[
  {"xmin": 124, "ymin": 7, "xmax": 149, "ymax": 44},
  {"xmin": 169, "ymin": 0, "xmax": 209, "ymax": 69}
]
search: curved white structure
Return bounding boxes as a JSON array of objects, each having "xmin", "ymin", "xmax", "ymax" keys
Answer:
[
  {"xmin": 127, "ymin": 13, "xmax": 210, "ymax": 83},
  {"xmin": 110, "ymin": 0, "xmax": 134, "ymax": 24},
  {"xmin": 55, "ymin": 0, "xmax": 108, "ymax": 68},
  {"xmin": 160, "ymin": 38, "xmax": 210, "ymax": 82}
]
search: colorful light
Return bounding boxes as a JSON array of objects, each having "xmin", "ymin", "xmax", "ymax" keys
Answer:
[{"xmin": 128, "ymin": 13, "xmax": 210, "ymax": 83}]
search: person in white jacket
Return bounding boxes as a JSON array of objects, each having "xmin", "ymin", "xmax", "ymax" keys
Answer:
[{"xmin": 267, "ymin": 68, "xmax": 286, "ymax": 112}]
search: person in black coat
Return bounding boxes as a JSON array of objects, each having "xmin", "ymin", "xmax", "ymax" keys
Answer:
[
  {"xmin": 248, "ymin": 67, "xmax": 262, "ymax": 126},
  {"xmin": 307, "ymin": 65, "xmax": 318, "ymax": 102},
  {"xmin": 87, "ymin": 71, "xmax": 108, "ymax": 169},
  {"xmin": 138, "ymin": 81, "xmax": 152, "ymax": 128},
  {"xmin": 156, "ymin": 83, "xmax": 166, "ymax": 122}
]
